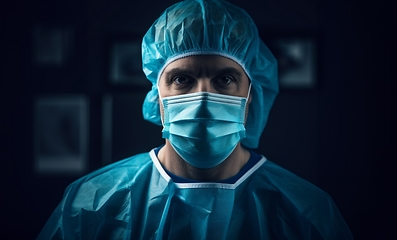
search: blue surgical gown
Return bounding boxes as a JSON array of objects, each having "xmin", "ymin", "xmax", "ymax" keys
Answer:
[{"xmin": 37, "ymin": 148, "xmax": 353, "ymax": 239}]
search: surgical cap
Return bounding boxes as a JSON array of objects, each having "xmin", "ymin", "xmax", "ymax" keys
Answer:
[{"xmin": 142, "ymin": 0, "xmax": 278, "ymax": 148}]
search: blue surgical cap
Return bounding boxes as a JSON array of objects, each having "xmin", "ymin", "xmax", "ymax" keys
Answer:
[{"xmin": 142, "ymin": 0, "xmax": 278, "ymax": 149}]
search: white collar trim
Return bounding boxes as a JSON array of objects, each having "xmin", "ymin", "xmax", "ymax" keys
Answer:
[{"xmin": 149, "ymin": 148, "xmax": 267, "ymax": 189}]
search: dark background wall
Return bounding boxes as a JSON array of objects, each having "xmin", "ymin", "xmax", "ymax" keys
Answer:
[{"xmin": 2, "ymin": 0, "xmax": 395, "ymax": 239}]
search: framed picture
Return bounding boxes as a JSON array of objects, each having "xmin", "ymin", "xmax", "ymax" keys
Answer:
[
  {"xmin": 271, "ymin": 37, "xmax": 317, "ymax": 89},
  {"xmin": 101, "ymin": 93, "xmax": 163, "ymax": 165},
  {"xmin": 32, "ymin": 24, "xmax": 73, "ymax": 66},
  {"xmin": 108, "ymin": 37, "xmax": 150, "ymax": 87},
  {"xmin": 34, "ymin": 95, "xmax": 89, "ymax": 174}
]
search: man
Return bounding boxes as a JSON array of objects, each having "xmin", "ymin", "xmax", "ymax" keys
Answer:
[{"xmin": 38, "ymin": 0, "xmax": 353, "ymax": 239}]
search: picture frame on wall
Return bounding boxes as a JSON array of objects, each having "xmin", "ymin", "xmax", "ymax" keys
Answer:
[
  {"xmin": 101, "ymin": 93, "xmax": 163, "ymax": 166},
  {"xmin": 107, "ymin": 37, "xmax": 150, "ymax": 87},
  {"xmin": 270, "ymin": 37, "xmax": 317, "ymax": 89},
  {"xmin": 34, "ymin": 95, "xmax": 89, "ymax": 174},
  {"xmin": 32, "ymin": 24, "xmax": 74, "ymax": 67}
]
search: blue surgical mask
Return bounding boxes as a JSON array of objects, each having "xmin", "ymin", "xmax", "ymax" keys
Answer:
[{"xmin": 160, "ymin": 89, "xmax": 250, "ymax": 169}]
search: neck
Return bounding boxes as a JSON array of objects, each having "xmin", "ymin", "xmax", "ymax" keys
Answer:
[{"xmin": 157, "ymin": 141, "xmax": 250, "ymax": 181}]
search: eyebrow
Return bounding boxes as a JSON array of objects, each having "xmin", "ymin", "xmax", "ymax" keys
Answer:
[
  {"xmin": 163, "ymin": 68, "xmax": 194, "ymax": 77},
  {"xmin": 163, "ymin": 66, "xmax": 243, "ymax": 79},
  {"xmin": 216, "ymin": 67, "xmax": 243, "ymax": 78}
]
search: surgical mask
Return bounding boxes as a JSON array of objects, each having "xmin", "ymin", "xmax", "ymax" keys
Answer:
[{"xmin": 160, "ymin": 88, "xmax": 250, "ymax": 169}]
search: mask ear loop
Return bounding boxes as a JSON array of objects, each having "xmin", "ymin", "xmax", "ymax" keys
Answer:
[
  {"xmin": 241, "ymin": 83, "xmax": 252, "ymax": 125},
  {"xmin": 157, "ymin": 76, "xmax": 166, "ymax": 127},
  {"xmin": 245, "ymin": 83, "xmax": 252, "ymax": 109}
]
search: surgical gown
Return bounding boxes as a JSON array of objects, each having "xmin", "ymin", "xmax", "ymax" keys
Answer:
[{"xmin": 37, "ymin": 148, "xmax": 353, "ymax": 239}]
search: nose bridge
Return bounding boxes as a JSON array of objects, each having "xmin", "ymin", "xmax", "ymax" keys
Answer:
[{"xmin": 195, "ymin": 78, "xmax": 214, "ymax": 93}]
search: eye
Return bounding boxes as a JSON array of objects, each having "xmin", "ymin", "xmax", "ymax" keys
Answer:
[
  {"xmin": 172, "ymin": 76, "xmax": 193, "ymax": 85},
  {"xmin": 214, "ymin": 75, "xmax": 234, "ymax": 87}
]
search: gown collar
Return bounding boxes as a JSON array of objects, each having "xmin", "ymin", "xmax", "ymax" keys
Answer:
[{"xmin": 149, "ymin": 148, "xmax": 267, "ymax": 189}]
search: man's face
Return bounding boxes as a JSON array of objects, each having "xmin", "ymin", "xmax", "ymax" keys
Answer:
[
  {"xmin": 157, "ymin": 55, "xmax": 252, "ymax": 173},
  {"xmin": 158, "ymin": 55, "xmax": 251, "ymax": 99}
]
